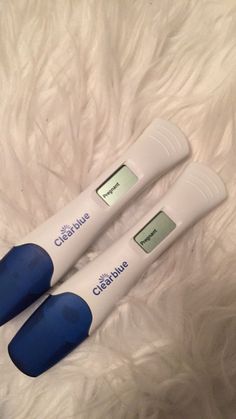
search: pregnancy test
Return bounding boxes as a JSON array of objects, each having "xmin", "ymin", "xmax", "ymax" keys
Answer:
[
  {"xmin": 0, "ymin": 119, "xmax": 189, "ymax": 326},
  {"xmin": 8, "ymin": 162, "xmax": 227, "ymax": 377}
]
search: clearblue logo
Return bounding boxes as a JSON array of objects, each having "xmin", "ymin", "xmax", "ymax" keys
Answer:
[
  {"xmin": 54, "ymin": 213, "xmax": 90, "ymax": 247},
  {"xmin": 93, "ymin": 261, "xmax": 128, "ymax": 296}
]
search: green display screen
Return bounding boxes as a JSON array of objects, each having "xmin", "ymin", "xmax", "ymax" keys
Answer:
[
  {"xmin": 96, "ymin": 165, "xmax": 138, "ymax": 206},
  {"xmin": 134, "ymin": 211, "xmax": 176, "ymax": 253}
]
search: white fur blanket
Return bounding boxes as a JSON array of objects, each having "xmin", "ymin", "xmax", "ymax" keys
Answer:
[{"xmin": 0, "ymin": 1, "xmax": 236, "ymax": 418}]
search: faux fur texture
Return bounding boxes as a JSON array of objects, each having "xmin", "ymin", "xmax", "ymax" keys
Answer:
[{"xmin": 0, "ymin": 1, "xmax": 236, "ymax": 418}]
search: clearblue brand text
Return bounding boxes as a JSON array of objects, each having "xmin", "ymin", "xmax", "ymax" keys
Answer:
[
  {"xmin": 93, "ymin": 261, "xmax": 128, "ymax": 296},
  {"xmin": 54, "ymin": 213, "xmax": 90, "ymax": 247}
]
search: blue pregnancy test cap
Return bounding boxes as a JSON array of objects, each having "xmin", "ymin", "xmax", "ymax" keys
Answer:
[
  {"xmin": 8, "ymin": 292, "xmax": 93, "ymax": 377},
  {"xmin": 0, "ymin": 244, "xmax": 54, "ymax": 326}
]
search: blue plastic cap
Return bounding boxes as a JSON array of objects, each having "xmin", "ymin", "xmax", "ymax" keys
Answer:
[
  {"xmin": 0, "ymin": 244, "xmax": 54, "ymax": 326},
  {"xmin": 8, "ymin": 292, "xmax": 93, "ymax": 377}
]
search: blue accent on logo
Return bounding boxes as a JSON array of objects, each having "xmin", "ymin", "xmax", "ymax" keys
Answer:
[
  {"xmin": 99, "ymin": 273, "xmax": 110, "ymax": 283},
  {"xmin": 54, "ymin": 213, "xmax": 90, "ymax": 247},
  {"xmin": 60, "ymin": 225, "xmax": 72, "ymax": 235},
  {"xmin": 92, "ymin": 261, "xmax": 129, "ymax": 296},
  {"xmin": 0, "ymin": 244, "xmax": 54, "ymax": 326},
  {"xmin": 8, "ymin": 292, "xmax": 93, "ymax": 377}
]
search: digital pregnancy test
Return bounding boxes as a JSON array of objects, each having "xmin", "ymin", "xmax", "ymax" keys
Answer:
[
  {"xmin": 0, "ymin": 119, "xmax": 190, "ymax": 326},
  {"xmin": 8, "ymin": 162, "xmax": 227, "ymax": 377}
]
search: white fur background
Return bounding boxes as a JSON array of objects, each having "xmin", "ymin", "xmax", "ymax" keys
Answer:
[{"xmin": 0, "ymin": 1, "xmax": 236, "ymax": 418}]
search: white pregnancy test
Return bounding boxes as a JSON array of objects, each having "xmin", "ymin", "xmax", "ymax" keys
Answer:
[
  {"xmin": 8, "ymin": 162, "xmax": 227, "ymax": 377},
  {"xmin": 0, "ymin": 119, "xmax": 189, "ymax": 326}
]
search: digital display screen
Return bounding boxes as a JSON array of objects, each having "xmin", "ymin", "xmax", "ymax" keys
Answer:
[
  {"xmin": 96, "ymin": 165, "xmax": 138, "ymax": 206},
  {"xmin": 134, "ymin": 211, "xmax": 176, "ymax": 253}
]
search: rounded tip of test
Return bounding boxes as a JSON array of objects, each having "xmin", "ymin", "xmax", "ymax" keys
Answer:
[{"xmin": 8, "ymin": 293, "xmax": 93, "ymax": 377}]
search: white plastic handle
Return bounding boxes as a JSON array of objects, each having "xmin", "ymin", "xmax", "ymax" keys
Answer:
[
  {"xmin": 18, "ymin": 119, "xmax": 190, "ymax": 285},
  {"xmin": 53, "ymin": 162, "xmax": 227, "ymax": 334},
  {"xmin": 7, "ymin": 161, "xmax": 227, "ymax": 378}
]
